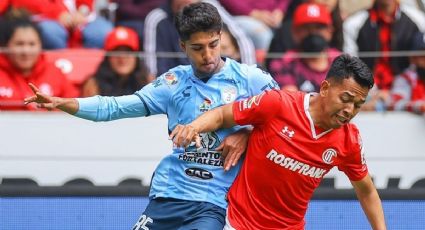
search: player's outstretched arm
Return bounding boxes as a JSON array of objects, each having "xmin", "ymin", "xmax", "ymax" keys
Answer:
[
  {"xmin": 24, "ymin": 83, "xmax": 79, "ymax": 115},
  {"xmin": 351, "ymin": 174, "xmax": 387, "ymax": 230},
  {"xmin": 170, "ymin": 103, "xmax": 236, "ymax": 148}
]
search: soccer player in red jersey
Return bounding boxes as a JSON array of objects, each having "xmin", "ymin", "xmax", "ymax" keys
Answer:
[{"xmin": 170, "ymin": 54, "xmax": 387, "ymax": 230}]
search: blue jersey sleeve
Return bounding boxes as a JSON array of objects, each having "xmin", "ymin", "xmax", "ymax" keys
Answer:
[
  {"xmin": 246, "ymin": 66, "xmax": 280, "ymax": 95},
  {"xmin": 75, "ymin": 95, "xmax": 148, "ymax": 121},
  {"xmin": 134, "ymin": 71, "xmax": 179, "ymax": 115}
]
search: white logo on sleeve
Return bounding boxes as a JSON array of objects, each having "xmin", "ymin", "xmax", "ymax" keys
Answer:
[
  {"xmin": 322, "ymin": 148, "xmax": 337, "ymax": 164},
  {"xmin": 239, "ymin": 93, "xmax": 264, "ymax": 111}
]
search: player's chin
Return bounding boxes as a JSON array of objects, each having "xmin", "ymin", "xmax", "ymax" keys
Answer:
[
  {"xmin": 198, "ymin": 69, "xmax": 215, "ymax": 77},
  {"xmin": 200, "ymin": 65, "xmax": 216, "ymax": 73},
  {"xmin": 331, "ymin": 118, "xmax": 347, "ymax": 129}
]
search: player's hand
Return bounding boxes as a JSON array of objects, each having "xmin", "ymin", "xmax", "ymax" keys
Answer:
[
  {"xmin": 170, "ymin": 124, "xmax": 201, "ymax": 148},
  {"xmin": 217, "ymin": 128, "xmax": 251, "ymax": 171},
  {"xmin": 24, "ymin": 83, "xmax": 61, "ymax": 110}
]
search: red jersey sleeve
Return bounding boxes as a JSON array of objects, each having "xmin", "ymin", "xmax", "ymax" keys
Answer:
[
  {"xmin": 337, "ymin": 126, "xmax": 368, "ymax": 181},
  {"xmin": 232, "ymin": 89, "xmax": 282, "ymax": 126}
]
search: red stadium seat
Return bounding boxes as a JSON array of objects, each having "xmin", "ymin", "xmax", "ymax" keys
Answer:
[{"xmin": 44, "ymin": 48, "xmax": 105, "ymax": 86}]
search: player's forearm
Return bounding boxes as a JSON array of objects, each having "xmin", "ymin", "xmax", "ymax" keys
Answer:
[
  {"xmin": 191, "ymin": 107, "xmax": 226, "ymax": 133},
  {"xmin": 357, "ymin": 189, "xmax": 386, "ymax": 230},
  {"xmin": 75, "ymin": 95, "xmax": 149, "ymax": 121},
  {"xmin": 191, "ymin": 103, "xmax": 236, "ymax": 133}
]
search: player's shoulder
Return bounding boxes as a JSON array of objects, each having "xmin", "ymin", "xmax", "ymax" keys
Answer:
[
  {"xmin": 259, "ymin": 89, "xmax": 305, "ymax": 108},
  {"xmin": 277, "ymin": 89, "xmax": 307, "ymax": 106},
  {"xmin": 157, "ymin": 65, "xmax": 191, "ymax": 87},
  {"xmin": 226, "ymin": 58, "xmax": 270, "ymax": 79}
]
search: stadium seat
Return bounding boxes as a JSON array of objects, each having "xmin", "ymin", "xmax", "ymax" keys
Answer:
[
  {"xmin": 118, "ymin": 178, "xmax": 143, "ymax": 186},
  {"xmin": 387, "ymin": 177, "xmax": 401, "ymax": 188},
  {"xmin": 44, "ymin": 48, "xmax": 105, "ymax": 87},
  {"xmin": 64, "ymin": 178, "xmax": 95, "ymax": 186},
  {"xmin": 1, "ymin": 178, "xmax": 38, "ymax": 186},
  {"xmin": 318, "ymin": 178, "xmax": 335, "ymax": 188},
  {"xmin": 411, "ymin": 178, "xmax": 425, "ymax": 188}
]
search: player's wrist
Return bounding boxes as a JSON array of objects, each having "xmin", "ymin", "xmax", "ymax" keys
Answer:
[{"xmin": 57, "ymin": 98, "xmax": 79, "ymax": 114}]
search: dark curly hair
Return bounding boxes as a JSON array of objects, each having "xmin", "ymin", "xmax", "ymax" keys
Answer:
[{"xmin": 174, "ymin": 2, "xmax": 222, "ymax": 41}]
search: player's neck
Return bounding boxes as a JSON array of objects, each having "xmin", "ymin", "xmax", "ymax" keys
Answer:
[
  {"xmin": 308, "ymin": 94, "xmax": 331, "ymax": 131},
  {"xmin": 195, "ymin": 58, "xmax": 225, "ymax": 82}
]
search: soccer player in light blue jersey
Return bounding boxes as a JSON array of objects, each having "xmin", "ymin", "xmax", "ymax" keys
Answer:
[{"xmin": 24, "ymin": 2, "xmax": 279, "ymax": 229}]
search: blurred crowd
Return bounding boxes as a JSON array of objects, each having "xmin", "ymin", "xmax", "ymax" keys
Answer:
[{"xmin": 0, "ymin": 0, "xmax": 424, "ymax": 114}]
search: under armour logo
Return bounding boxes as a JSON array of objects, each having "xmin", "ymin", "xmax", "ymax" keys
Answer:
[{"xmin": 281, "ymin": 126, "xmax": 295, "ymax": 138}]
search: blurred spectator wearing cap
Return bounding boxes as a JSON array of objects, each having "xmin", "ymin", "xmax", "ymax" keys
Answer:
[
  {"xmin": 81, "ymin": 27, "xmax": 154, "ymax": 97},
  {"xmin": 0, "ymin": 0, "xmax": 113, "ymax": 49},
  {"xmin": 268, "ymin": 3, "xmax": 340, "ymax": 93},
  {"xmin": 344, "ymin": 0, "xmax": 425, "ymax": 92},
  {"xmin": 144, "ymin": 0, "xmax": 255, "ymax": 76},
  {"xmin": 387, "ymin": 31, "xmax": 425, "ymax": 114},
  {"xmin": 0, "ymin": 14, "xmax": 79, "ymax": 110},
  {"xmin": 218, "ymin": 0, "xmax": 291, "ymax": 52},
  {"xmin": 266, "ymin": 0, "xmax": 343, "ymax": 71}
]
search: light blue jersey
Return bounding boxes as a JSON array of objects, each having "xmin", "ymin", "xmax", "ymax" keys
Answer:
[{"xmin": 76, "ymin": 58, "xmax": 278, "ymax": 209}]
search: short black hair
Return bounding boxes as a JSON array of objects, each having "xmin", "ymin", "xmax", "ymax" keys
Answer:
[
  {"xmin": 326, "ymin": 54, "xmax": 374, "ymax": 89},
  {"xmin": 174, "ymin": 2, "xmax": 222, "ymax": 41}
]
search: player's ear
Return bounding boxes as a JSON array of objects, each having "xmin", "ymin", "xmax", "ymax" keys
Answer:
[
  {"xmin": 179, "ymin": 40, "xmax": 186, "ymax": 52},
  {"xmin": 320, "ymin": 80, "xmax": 330, "ymax": 97}
]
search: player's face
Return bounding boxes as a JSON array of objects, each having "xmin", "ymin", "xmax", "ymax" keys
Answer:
[
  {"xmin": 320, "ymin": 77, "xmax": 369, "ymax": 129},
  {"xmin": 6, "ymin": 27, "xmax": 42, "ymax": 74},
  {"xmin": 180, "ymin": 31, "xmax": 222, "ymax": 78}
]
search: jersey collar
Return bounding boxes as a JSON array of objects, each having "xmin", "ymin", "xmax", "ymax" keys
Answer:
[{"xmin": 303, "ymin": 93, "xmax": 333, "ymax": 140}]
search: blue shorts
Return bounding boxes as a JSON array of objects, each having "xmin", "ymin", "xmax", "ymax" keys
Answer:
[{"xmin": 132, "ymin": 198, "xmax": 226, "ymax": 230}]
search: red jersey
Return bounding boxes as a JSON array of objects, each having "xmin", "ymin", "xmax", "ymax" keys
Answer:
[
  {"xmin": 228, "ymin": 90, "xmax": 368, "ymax": 229},
  {"xmin": 0, "ymin": 54, "xmax": 79, "ymax": 110}
]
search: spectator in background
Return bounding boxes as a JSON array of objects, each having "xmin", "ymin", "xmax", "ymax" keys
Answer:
[
  {"xmin": 388, "ymin": 31, "xmax": 425, "ymax": 114},
  {"xmin": 114, "ymin": 0, "xmax": 166, "ymax": 49},
  {"xmin": 343, "ymin": 0, "xmax": 425, "ymax": 92},
  {"xmin": 266, "ymin": 0, "xmax": 343, "ymax": 70},
  {"xmin": 0, "ymin": 15, "xmax": 79, "ymax": 110},
  {"xmin": 0, "ymin": 0, "xmax": 113, "ymax": 49},
  {"xmin": 144, "ymin": 0, "xmax": 255, "ymax": 75},
  {"xmin": 220, "ymin": 24, "xmax": 241, "ymax": 62},
  {"xmin": 144, "ymin": 0, "xmax": 194, "ymax": 75},
  {"xmin": 81, "ymin": 27, "xmax": 154, "ymax": 97},
  {"xmin": 219, "ymin": 0, "xmax": 291, "ymax": 52},
  {"xmin": 269, "ymin": 3, "xmax": 340, "ymax": 92}
]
